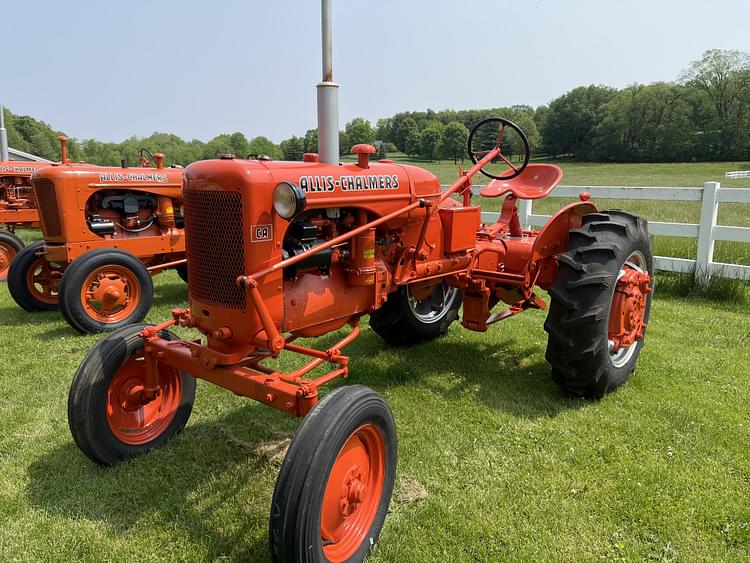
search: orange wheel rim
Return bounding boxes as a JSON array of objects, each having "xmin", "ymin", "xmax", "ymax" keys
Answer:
[
  {"xmin": 25, "ymin": 255, "xmax": 63, "ymax": 304},
  {"xmin": 320, "ymin": 424, "xmax": 386, "ymax": 562},
  {"xmin": 608, "ymin": 251, "xmax": 652, "ymax": 367},
  {"xmin": 81, "ymin": 265, "xmax": 141, "ymax": 323},
  {"xmin": 106, "ymin": 355, "xmax": 182, "ymax": 445},
  {"xmin": 0, "ymin": 242, "xmax": 17, "ymax": 279}
]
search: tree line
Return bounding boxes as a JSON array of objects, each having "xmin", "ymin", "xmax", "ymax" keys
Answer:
[{"xmin": 4, "ymin": 50, "xmax": 749, "ymax": 166}]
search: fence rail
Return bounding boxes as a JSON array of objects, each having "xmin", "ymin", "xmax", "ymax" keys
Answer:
[
  {"xmin": 443, "ymin": 182, "xmax": 750, "ymax": 284},
  {"xmin": 726, "ymin": 170, "xmax": 750, "ymax": 179}
]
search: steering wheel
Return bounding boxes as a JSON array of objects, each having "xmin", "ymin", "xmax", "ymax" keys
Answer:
[
  {"xmin": 467, "ymin": 117, "xmax": 530, "ymax": 180},
  {"xmin": 138, "ymin": 148, "xmax": 156, "ymax": 168}
]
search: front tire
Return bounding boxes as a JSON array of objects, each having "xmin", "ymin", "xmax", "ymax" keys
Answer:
[
  {"xmin": 0, "ymin": 231, "xmax": 24, "ymax": 281},
  {"xmin": 7, "ymin": 241, "xmax": 63, "ymax": 311},
  {"xmin": 270, "ymin": 385, "xmax": 397, "ymax": 563},
  {"xmin": 370, "ymin": 280, "xmax": 461, "ymax": 345},
  {"xmin": 67, "ymin": 323, "xmax": 196, "ymax": 465},
  {"xmin": 59, "ymin": 248, "xmax": 153, "ymax": 334},
  {"xmin": 544, "ymin": 210, "xmax": 653, "ymax": 398}
]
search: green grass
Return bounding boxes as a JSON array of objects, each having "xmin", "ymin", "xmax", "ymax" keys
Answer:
[{"xmin": 0, "ymin": 272, "xmax": 749, "ymax": 561}]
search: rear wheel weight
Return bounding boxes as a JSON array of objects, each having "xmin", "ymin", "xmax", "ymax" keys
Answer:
[
  {"xmin": 544, "ymin": 210, "xmax": 654, "ymax": 398},
  {"xmin": 59, "ymin": 249, "xmax": 153, "ymax": 334},
  {"xmin": 370, "ymin": 280, "xmax": 461, "ymax": 345},
  {"xmin": 270, "ymin": 385, "xmax": 397, "ymax": 563},
  {"xmin": 0, "ymin": 231, "xmax": 24, "ymax": 281},
  {"xmin": 67, "ymin": 323, "xmax": 196, "ymax": 465},
  {"xmin": 7, "ymin": 240, "xmax": 63, "ymax": 311}
]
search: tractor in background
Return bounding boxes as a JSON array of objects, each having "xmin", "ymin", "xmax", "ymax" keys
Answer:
[
  {"xmin": 8, "ymin": 138, "xmax": 187, "ymax": 333},
  {"xmin": 0, "ymin": 161, "xmax": 48, "ymax": 280}
]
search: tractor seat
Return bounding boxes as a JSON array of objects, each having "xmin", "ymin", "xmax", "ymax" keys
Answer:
[{"xmin": 479, "ymin": 164, "xmax": 563, "ymax": 200}]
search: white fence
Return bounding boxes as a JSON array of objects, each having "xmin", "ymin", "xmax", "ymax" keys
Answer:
[
  {"xmin": 726, "ymin": 171, "xmax": 750, "ymax": 179},
  {"xmin": 449, "ymin": 182, "xmax": 750, "ymax": 285}
]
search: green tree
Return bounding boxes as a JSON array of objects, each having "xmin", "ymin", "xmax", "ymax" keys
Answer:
[
  {"xmin": 542, "ymin": 85, "xmax": 617, "ymax": 158},
  {"xmin": 344, "ymin": 118, "xmax": 375, "ymax": 147},
  {"xmin": 280, "ymin": 136, "xmax": 304, "ymax": 161},
  {"xmin": 441, "ymin": 121, "xmax": 469, "ymax": 163},
  {"xmin": 248, "ymin": 136, "xmax": 283, "ymax": 160},
  {"xmin": 395, "ymin": 117, "xmax": 418, "ymax": 152},
  {"xmin": 419, "ymin": 125, "xmax": 443, "ymax": 161},
  {"xmin": 589, "ymin": 83, "xmax": 694, "ymax": 162},
  {"xmin": 404, "ymin": 128, "xmax": 421, "ymax": 157},
  {"xmin": 303, "ymin": 129, "xmax": 318, "ymax": 154},
  {"xmin": 375, "ymin": 118, "xmax": 392, "ymax": 143},
  {"xmin": 680, "ymin": 49, "xmax": 750, "ymax": 159}
]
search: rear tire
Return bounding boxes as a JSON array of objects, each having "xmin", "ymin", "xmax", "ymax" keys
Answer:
[
  {"xmin": 59, "ymin": 248, "xmax": 153, "ymax": 334},
  {"xmin": 544, "ymin": 210, "xmax": 653, "ymax": 398},
  {"xmin": 270, "ymin": 385, "xmax": 397, "ymax": 563},
  {"xmin": 7, "ymin": 241, "xmax": 62, "ymax": 311},
  {"xmin": 0, "ymin": 231, "xmax": 24, "ymax": 281},
  {"xmin": 67, "ymin": 323, "xmax": 196, "ymax": 465},
  {"xmin": 370, "ymin": 280, "xmax": 461, "ymax": 345}
]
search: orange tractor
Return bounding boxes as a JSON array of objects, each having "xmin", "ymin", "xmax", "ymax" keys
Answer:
[
  {"xmin": 66, "ymin": 2, "xmax": 653, "ymax": 561},
  {"xmin": 0, "ymin": 160, "xmax": 49, "ymax": 280},
  {"xmin": 8, "ymin": 138, "xmax": 186, "ymax": 333}
]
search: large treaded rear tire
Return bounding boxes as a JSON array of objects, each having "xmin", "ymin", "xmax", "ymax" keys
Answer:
[
  {"xmin": 369, "ymin": 280, "xmax": 461, "ymax": 345},
  {"xmin": 544, "ymin": 210, "xmax": 653, "ymax": 398}
]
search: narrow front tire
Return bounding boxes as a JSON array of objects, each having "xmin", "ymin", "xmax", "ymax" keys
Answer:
[
  {"xmin": 270, "ymin": 385, "xmax": 397, "ymax": 563},
  {"xmin": 67, "ymin": 323, "xmax": 196, "ymax": 465}
]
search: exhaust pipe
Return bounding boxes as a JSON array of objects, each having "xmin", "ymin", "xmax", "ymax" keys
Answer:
[
  {"xmin": 316, "ymin": 0, "xmax": 339, "ymax": 164},
  {"xmin": 0, "ymin": 104, "xmax": 8, "ymax": 162}
]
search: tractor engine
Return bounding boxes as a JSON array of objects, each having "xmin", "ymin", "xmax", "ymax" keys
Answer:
[
  {"xmin": 182, "ymin": 151, "xmax": 453, "ymax": 352},
  {"xmin": 0, "ymin": 176, "xmax": 36, "ymax": 210},
  {"xmin": 86, "ymin": 190, "xmax": 184, "ymax": 239}
]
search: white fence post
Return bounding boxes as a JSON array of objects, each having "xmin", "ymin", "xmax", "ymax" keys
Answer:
[
  {"xmin": 695, "ymin": 181, "xmax": 720, "ymax": 286},
  {"xmin": 518, "ymin": 199, "xmax": 532, "ymax": 230}
]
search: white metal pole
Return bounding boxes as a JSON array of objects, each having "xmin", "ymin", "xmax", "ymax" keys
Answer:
[
  {"xmin": 0, "ymin": 105, "xmax": 9, "ymax": 161},
  {"xmin": 316, "ymin": 0, "xmax": 339, "ymax": 164}
]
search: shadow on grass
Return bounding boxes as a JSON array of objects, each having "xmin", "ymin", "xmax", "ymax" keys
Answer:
[
  {"xmin": 345, "ymin": 331, "xmax": 586, "ymax": 419},
  {"xmin": 26, "ymin": 402, "xmax": 295, "ymax": 561},
  {"xmin": 0, "ymin": 305, "xmax": 60, "ymax": 327}
]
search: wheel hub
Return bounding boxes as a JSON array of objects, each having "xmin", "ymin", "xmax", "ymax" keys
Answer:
[
  {"xmin": 106, "ymin": 357, "xmax": 181, "ymax": 445},
  {"xmin": 609, "ymin": 268, "xmax": 652, "ymax": 352},
  {"xmin": 91, "ymin": 274, "xmax": 129, "ymax": 311},
  {"xmin": 320, "ymin": 424, "xmax": 385, "ymax": 561},
  {"xmin": 338, "ymin": 466, "xmax": 367, "ymax": 517}
]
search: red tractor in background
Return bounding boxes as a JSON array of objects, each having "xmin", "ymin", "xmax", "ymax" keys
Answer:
[
  {"xmin": 8, "ymin": 138, "xmax": 187, "ymax": 333},
  {"xmin": 66, "ymin": 2, "xmax": 653, "ymax": 560},
  {"xmin": 0, "ymin": 161, "xmax": 49, "ymax": 280}
]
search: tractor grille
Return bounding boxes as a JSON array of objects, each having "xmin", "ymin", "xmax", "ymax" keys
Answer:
[
  {"xmin": 183, "ymin": 189, "xmax": 246, "ymax": 309},
  {"xmin": 33, "ymin": 180, "xmax": 62, "ymax": 237}
]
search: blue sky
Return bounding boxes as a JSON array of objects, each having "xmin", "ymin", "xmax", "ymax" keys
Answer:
[{"xmin": 5, "ymin": 0, "xmax": 750, "ymax": 143}]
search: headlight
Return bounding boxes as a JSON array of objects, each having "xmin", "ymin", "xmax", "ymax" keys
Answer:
[{"xmin": 273, "ymin": 182, "xmax": 306, "ymax": 219}]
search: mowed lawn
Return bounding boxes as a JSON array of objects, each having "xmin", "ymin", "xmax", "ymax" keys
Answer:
[{"xmin": 0, "ymin": 160, "xmax": 749, "ymax": 561}]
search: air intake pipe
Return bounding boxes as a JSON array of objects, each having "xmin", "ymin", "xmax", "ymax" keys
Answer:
[{"xmin": 316, "ymin": 0, "xmax": 339, "ymax": 164}]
